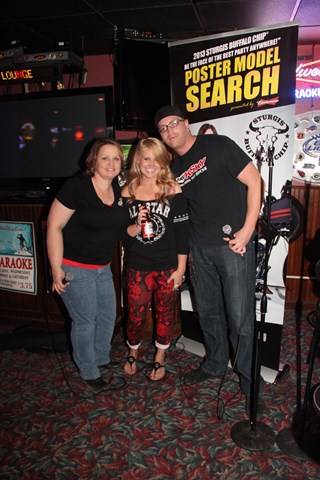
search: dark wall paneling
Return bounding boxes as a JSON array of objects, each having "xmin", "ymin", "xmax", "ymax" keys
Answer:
[{"xmin": 285, "ymin": 186, "xmax": 320, "ymax": 311}]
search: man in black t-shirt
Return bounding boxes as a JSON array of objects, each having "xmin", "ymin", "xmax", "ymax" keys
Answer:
[{"xmin": 154, "ymin": 105, "xmax": 263, "ymax": 415}]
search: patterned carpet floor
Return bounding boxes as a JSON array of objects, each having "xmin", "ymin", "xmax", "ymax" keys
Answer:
[{"xmin": 1, "ymin": 308, "xmax": 320, "ymax": 479}]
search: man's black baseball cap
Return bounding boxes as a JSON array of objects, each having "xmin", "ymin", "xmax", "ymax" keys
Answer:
[{"xmin": 154, "ymin": 105, "xmax": 186, "ymax": 128}]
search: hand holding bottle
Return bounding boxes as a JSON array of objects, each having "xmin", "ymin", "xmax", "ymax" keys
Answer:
[{"xmin": 139, "ymin": 203, "xmax": 155, "ymax": 242}]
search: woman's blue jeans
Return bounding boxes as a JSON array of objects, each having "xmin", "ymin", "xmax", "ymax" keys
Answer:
[
  {"xmin": 190, "ymin": 239, "xmax": 256, "ymax": 395},
  {"xmin": 61, "ymin": 264, "xmax": 116, "ymax": 380}
]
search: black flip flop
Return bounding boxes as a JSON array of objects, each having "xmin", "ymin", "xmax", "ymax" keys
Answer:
[
  {"xmin": 149, "ymin": 361, "xmax": 166, "ymax": 382},
  {"xmin": 124, "ymin": 355, "xmax": 137, "ymax": 376}
]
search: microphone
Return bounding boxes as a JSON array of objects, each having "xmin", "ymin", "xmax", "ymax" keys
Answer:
[
  {"xmin": 62, "ymin": 272, "xmax": 74, "ymax": 284},
  {"xmin": 222, "ymin": 224, "xmax": 244, "ymax": 258},
  {"xmin": 222, "ymin": 224, "xmax": 235, "ymax": 239}
]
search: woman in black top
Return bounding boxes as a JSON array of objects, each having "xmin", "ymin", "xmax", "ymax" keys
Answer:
[
  {"xmin": 122, "ymin": 137, "xmax": 190, "ymax": 381},
  {"xmin": 46, "ymin": 138, "xmax": 127, "ymax": 390}
]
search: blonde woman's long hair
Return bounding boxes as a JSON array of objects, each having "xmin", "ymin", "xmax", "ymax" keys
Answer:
[{"xmin": 128, "ymin": 137, "xmax": 176, "ymax": 203}]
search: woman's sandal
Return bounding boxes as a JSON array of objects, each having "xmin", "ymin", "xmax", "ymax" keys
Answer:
[
  {"xmin": 124, "ymin": 355, "xmax": 137, "ymax": 376},
  {"xmin": 149, "ymin": 361, "xmax": 166, "ymax": 381}
]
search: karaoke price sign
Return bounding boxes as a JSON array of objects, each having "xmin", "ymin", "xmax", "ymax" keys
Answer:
[{"xmin": 0, "ymin": 222, "xmax": 37, "ymax": 294}]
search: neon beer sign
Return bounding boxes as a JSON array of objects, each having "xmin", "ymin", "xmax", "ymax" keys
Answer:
[
  {"xmin": 295, "ymin": 59, "xmax": 320, "ymax": 99},
  {"xmin": 296, "ymin": 59, "xmax": 320, "ymax": 85}
]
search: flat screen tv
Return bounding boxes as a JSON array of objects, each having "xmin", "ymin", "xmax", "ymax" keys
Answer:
[
  {"xmin": 0, "ymin": 86, "xmax": 114, "ymax": 198},
  {"xmin": 114, "ymin": 39, "xmax": 171, "ymax": 133}
]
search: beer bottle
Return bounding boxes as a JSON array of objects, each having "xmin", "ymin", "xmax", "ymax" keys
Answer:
[{"xmin": 141, "ymin": 204, "xmax": 154, "ymax": 242}]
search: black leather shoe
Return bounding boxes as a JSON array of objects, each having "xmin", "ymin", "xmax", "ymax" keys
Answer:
[
  {"xmin": 99, "ymin": 360, "xmax": 119, "ymax": 369},
  {"xmin": 184, "ymin": 367, "xmax": 223, "ymax": 384},
  {"xmin": 98, "ymin": 360, "xmax": 119, "ymax": 368},
  {"xmin": 85, "ymin": 377, "xmax": 107, "ymax": 389}
]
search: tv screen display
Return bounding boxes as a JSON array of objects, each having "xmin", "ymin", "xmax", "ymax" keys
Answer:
[
  {"xmin": 0, "ymin": 86, "xmax": 114, "ymax": 194},
  {"xmin": 114, "ymin": 39, "xmax": 171, "ymax": 133},
  {"xmin": 119, "ymin": 139, "xmax": 139, "ymax": 171}
]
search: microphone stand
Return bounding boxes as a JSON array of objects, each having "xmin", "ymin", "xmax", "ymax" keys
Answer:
[{"xmin": 231, "ymin": 146, "xmax": 276, "ymax": 450}]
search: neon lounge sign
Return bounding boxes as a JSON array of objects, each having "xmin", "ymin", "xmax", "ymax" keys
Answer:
[
  {"xmin": 295, "ymin": 59, "xmax": 320, "ymax": 99},
  {"xmin": 0, "ymin": 68, "xmax": 34, "ymax": 81}
]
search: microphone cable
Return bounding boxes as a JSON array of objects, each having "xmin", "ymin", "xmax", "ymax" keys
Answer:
[{"xmin": 41, "ymin": 276, "xmax": 128, "ymax": 399}]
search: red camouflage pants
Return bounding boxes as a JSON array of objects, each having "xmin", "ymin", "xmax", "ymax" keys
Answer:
[{"xmin": 126, "ymin": 268, "xmax": 178, "ymax": 348}]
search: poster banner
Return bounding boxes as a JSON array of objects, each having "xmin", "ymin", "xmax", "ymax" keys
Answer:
[
  {"xmin": 0, "ymin": 221, "xmax": 37, "ymax": 294},
  {"xmin": 170, "ymin": 22, "xmax": 298, "ymax": 122},
  {"xmin": 170, "ymin": 23, "xmax": 298, "ymax": 376},
  {"xmin": 169, "ymin": 22, "xmax": 299, "ymax": 292}
]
